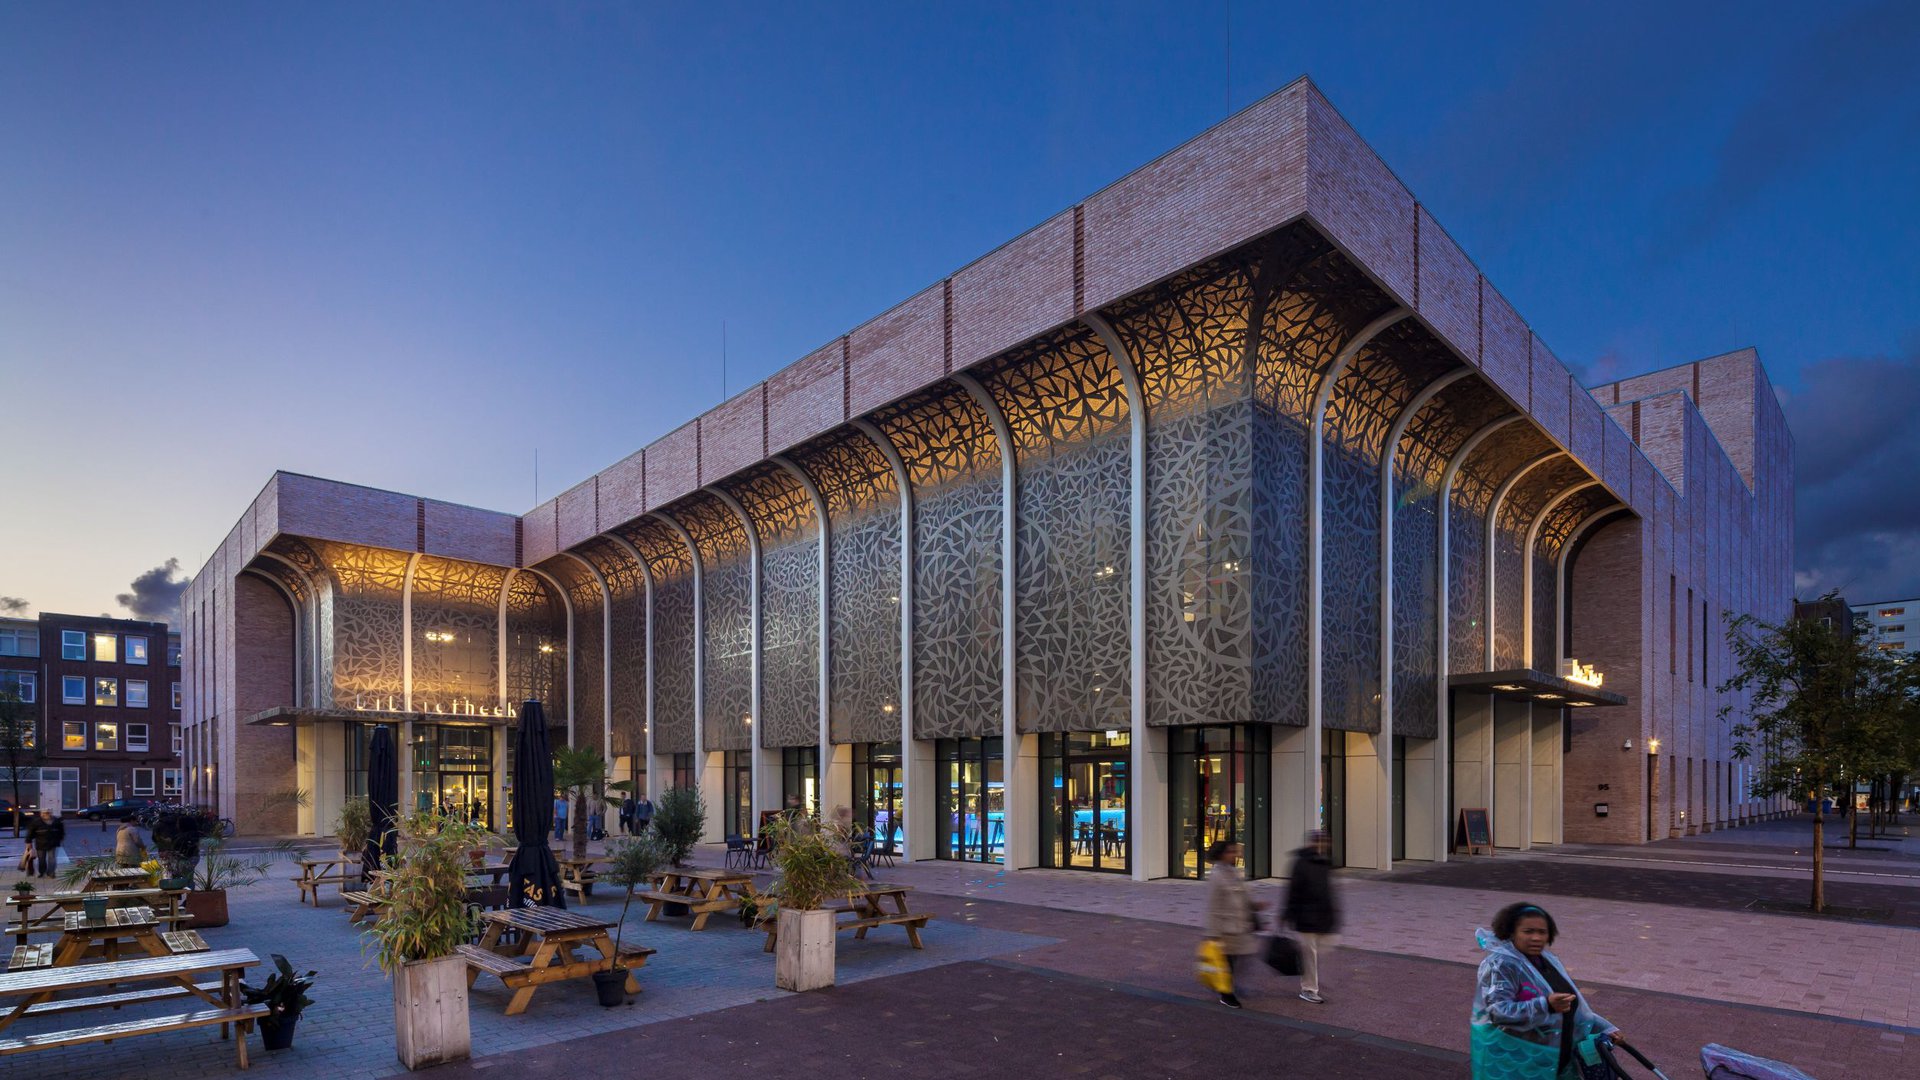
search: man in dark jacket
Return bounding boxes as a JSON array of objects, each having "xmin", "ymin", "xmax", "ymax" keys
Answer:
[
  {"xmin": 1282, "ymin": 830, "xmax": 1339, "ymax": 1004},
  {"xmin": 32, "ymin": 809, "xmax": 64, "ymax": 879}
]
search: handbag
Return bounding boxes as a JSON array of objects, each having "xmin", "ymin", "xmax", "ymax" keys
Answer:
[
  {"xmin": 1264, "ymin": 933, "xmax": 1302, "ymax": 976},
  {"xmin": 1194, "ymin": 938, "xmax": 1233, "ymax": 995}
]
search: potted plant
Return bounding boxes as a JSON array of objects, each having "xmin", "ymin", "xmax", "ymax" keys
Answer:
[
  {"xmin": 335, "ymin": 797, "xmax": 372, "ymax": 862},
  {"xmin": 9, "ymin": 879, "xmax": 33, "ymax": 898},
  {"xmin": 141, "ymin": 804, "xmax": 220, "ymax": 885},
  {"xmin": 551, "ymin": 746, "xmax": 608, "ymax": 860},
  {"xmin": 365, "ymin": 809, "xmax": 488, "ymax": 1071},
  {"xmin": 649, "ymin": 787, "xmax": 706, "ymax": 916},
  {"xmin": 241, "ymin": 953, "xmax": 315, "ymax": 1051},
  {"xmin": 764, "ymin": 816, "xmax": 860, "ymax": 993},
  {"xmin": 183, "ymin": 835, "xmax": 275, "ymax": 928},
  {"xmin": 591, "ymin": 835, "xmax": 666, "ymax": 1007}
]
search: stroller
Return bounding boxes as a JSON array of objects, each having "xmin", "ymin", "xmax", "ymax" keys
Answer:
[{"xmin": 1585, "ymin": 1034, "xmax": 1818, "ymax": 1080}]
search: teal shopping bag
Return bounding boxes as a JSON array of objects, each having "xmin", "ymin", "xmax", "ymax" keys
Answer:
[{"xmin": 1470, "ymin": 1023, "xmax": 1564, "ymax": 1080}]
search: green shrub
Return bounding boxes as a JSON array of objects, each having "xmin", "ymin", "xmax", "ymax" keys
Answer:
[
  {"xmin": 651, "ymin": 787, "xmax": 705, "ymax": 867},
  {"xmin": 335, "ymin": 796, "xmax": 372, "ymax": 853},
  {"xmin": 765, "ymin": 816, "xmax": 860, "ymax": 912},
  {"xmin": 365, "ymin": 810, "xmax": 494, "ymax": 972}
]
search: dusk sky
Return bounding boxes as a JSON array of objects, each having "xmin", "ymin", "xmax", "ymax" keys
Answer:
[{"xmin": 4, "ymin": 1, "xmax": 1918, "ymax": 626}]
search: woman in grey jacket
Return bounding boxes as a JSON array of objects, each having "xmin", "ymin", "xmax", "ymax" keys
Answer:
[
  {"xmin": 1204, "ymin": 840, "xmax": 1262, "ymax": 1009},
  {"xmin": 1471, "ymin": 902, "xmax": 1627, "ymax": 1078}
]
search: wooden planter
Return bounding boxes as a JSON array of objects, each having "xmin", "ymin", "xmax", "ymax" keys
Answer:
[
  {"xmin": 393, "ymin": 954, "xmax": 471, "ymax": 1070},
  {"xmin": 774, "ymin": 907, "xmax": 836, "ymax": 993},
  {"xmin": 184, "ymin": 889, "xmax": 228, "ymax": 928}
]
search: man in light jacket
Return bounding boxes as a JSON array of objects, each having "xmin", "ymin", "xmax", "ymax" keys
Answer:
[{"xmin": 1204, "ymin": 839, "xmax": 1262, "ymax": 1009}]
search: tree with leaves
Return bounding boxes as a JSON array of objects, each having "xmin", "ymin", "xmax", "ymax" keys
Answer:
[
  {"xmin": 0, "ymin": 690, "xmax": 41, "ymax": 839},
  {"xmin": 1722, "ymin": 598, "xmax": 1904, "ymax": 912},
  {"xmin": 551, "ymin": 745, "xmax": 607, "ymax": 860}
]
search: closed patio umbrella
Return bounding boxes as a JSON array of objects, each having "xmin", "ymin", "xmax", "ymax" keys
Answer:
[
  {"xmin": 363, "ymin": 724, "xmax": 399, "ymax": 881},
  {"xmin": 508, "ymin": 700, "xmax": 565, "ymax": 909}
]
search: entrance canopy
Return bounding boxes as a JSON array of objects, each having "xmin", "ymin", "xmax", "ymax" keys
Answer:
[
  {"xmin": 242, "ymin": 706, "xmax": 513, "ymax": 728},
  {"xmin": 1447, "ymin": 670, "xmax": 1627, "ymax": 709}
]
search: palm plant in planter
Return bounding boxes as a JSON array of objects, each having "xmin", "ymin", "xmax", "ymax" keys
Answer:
[
  {"xmin": 365, "ymin": 809, "xmax": 490, "ymax": 1071},
  {"xmin": 241, "ymin": 953, "xmax": 316, "ymax": 1051},
  {"xmin": 551, "ymin": 745, "xmax": 606, "ymax": 860},
  {"xmin": 591, "ymin": 836, "xmax": 667, "ymax": 1006},
  {"xmin": 764, "ymin": 816, "xmax": 860, "ymax": 992},
  {"xmin": 182, "ymin": 836, "xmax": 275, "ymax": 928}
]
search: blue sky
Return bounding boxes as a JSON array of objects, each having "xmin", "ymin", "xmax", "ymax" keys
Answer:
[{"xmin": 3, "ymin": 0, "xmax": 1917, "ymax": 622}]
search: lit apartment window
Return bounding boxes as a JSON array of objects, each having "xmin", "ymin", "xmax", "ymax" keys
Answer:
[
  {"xmin": 1880, "ymin": 642, "xmax": 1906, "ymax": 652},
  {"xmin": 162, "ymin": 768, "xmax": 182, "ymax": 795},
  {"xmin": 167, "ymin": 638, "xmax": 181, "ymax": 666},
  {"xmin": 0, "ymin": 671, "xmax": 33, "ymax": 703},
  {"xmin": 171, "ymin": 683, "xmax": 181, "ymax": 710},
  {"xmin": 1880, "ymin": 607, "xmax": 1906, "ymax": 618},
  {"xmin": 126, "ymin": 636, "xmax": 148, "ymax": 665},
  {"xmin": 94, "ymin": 722, "xmax": 119, "ymax": 751},
  {"xmin": 1885, "ymin": 625, "xmax": 1906, "ymax": 634},
  {"xmin": 93, "ymin": 677, "xmax": 118, "ymax": 707},
  {"xmin": 62, "ymin": 721, "xmax": 86, "ymax": 750},
  {"xmin": 133, "ymin": 768, "xmax": 155, "ymax": 795},
  {"xmin": 171, "ymin": 724, "xmax": 182, "ymax": 754},
  {"xmin": 62, "ymin": 676, "xmax": 86, "ymax": 705},
  {"xmin": 127, "ymin": 680, "xmax": 149, "ymax": 708},
  {"xmin": 61, "ymin": 630, "xmax": 85, "ymax": 661},
  {"xmin": 127, "ymin": 723, "xmax": 149, "ymax": 752},
  {"xmin": 93, "ymin": 633, "xmax": 118, "ymax": 663},
  {"xmin": 0, "ymin": 626, "xmax": 36, "ymax": 657}
]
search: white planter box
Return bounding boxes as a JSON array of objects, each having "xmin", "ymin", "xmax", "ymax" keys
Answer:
[
  {"xmin": 393, "ymin": 954, "xmax": 471, "ymax": 1070},
  {"xmin": 774, "ymin": 907, "xmax": 837, "ymax": 992}
]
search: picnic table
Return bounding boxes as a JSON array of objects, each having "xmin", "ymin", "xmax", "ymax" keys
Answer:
[
  {"xmin": 50, "ymin": 906, "xmax": 177, "ymax": 966},
  {"xmin": 456, "ymin": 907, "xmax": 655, "ymax": 1016},
  {"xmin": 291, "ymin": 856, "xmax": 362, "ymax": 905},
  {"xmin": 635, "ymin": 867, "xmax": 756, "ymax": 931},
  {"xmin": 761, "ymin": 882, "xmax": 929, "ymax": 952},
  {"xmin": 0, "ymin": 946, "xmax": 264, "ymax": 1067},
  {"xmin": 8, "ymin": 888, "xmax": 187, "ymax": 946},
  {"xmin": 555, "ymin": 855, "xmax": 605, "ymax": 898},
  {"xmin": 81, "ymin": 867, "xmax": 154, "ymax": 892}
]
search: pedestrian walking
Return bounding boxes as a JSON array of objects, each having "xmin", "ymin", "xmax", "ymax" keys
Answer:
[
  {"xmin": 32, "ymin": 810, "xmax": 64, "ymax": 879},
  {"xmin": 552, "ymin": 795, "xmax": 568, "ymax": 841},
  {"xmin": 114, "ymin": 821, "xmax": 147, "ymax": 867},
  {"xmin": 633, "ymin": 794, "xmax": 653, "ymax": 836},
  {"xmin": 1471, "ymin": 901, "xmax": 1628, "ymax": 1078},
  {"xmin": 1281, "ymin": 829, "xmax": 1339, "ymax": 1004},
  {"xmin": 16, "ymin": 815, "xmax": 39, "ymax": 873},
  {"xmin": 1204, "ymin": 840, "xmax": 1262, "ymax": 1009},
  {"xmin": 619, "ymin": 794, "xmax": 637, "ymax": 835}
]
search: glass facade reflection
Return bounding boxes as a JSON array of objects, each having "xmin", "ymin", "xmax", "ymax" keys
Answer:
[
  {"xmin": 935, "ymin": 737, "xmax": 1003, "ymax": 863},
  {"xmin": 1169, "ymin": 725, "xmax": 1271, "ymax": 879},
  {"xmin": 852, "ymin": 741, "xmax": 905, "ymax": 857},
  {"xmin": 410, "ymin": 723, "xmax": 494, "ymax": 829},
  {"xmin": 781, "ymin": 746, "xmax": 820, "ymax": 816}
]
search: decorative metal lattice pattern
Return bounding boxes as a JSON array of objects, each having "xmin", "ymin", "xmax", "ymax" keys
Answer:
[
  {"xmin": 1530, "ymin": 486, "xmax": 1619, "ymax": 669},
  {"xmin": 793, "ymin": 432, "xmax": 903, "ymax": 744},
  {"xmin": 1493, "ymin": 458, "xmax": 1592, "ymax": 669},
  {"xmin": 505, "ymin": 570, "xmax": 564, "ymax": 721},
  {"xmin": 540, "ymin": 556, "xmax": 604, "ymax": 752},
  {"xmin": 1319, "ymin": 324, "xmax": 1456, "ymax": 733},
  {"xmin": 303, "ymin": 541, "xmax": 408, "ymax": 708},
  {"xmin": 1390, "ymin": 379, "xmax": 1510, "ymax": 737},
  {"xmin": 409, "ymin": 556, "xmax": 505, "ymax": 715},
  {"xmin": 578, "ymin": 538, "xmax": 647, "ymax": 761},
  {"xmin": 618, "ymin": 518, "xmax": 695, "ymax": 755},
  {"xmin": 267, "ymin": 538, "xmax": 331, "ymax": 704},
  {"xmin": 875, "ymin": 387, "xmax": 1003, "ymax": 741},
  {"xmin": 671, "ymin": 495, "xmax": 753, "ymax": 754},
  {"xmin": 724, "ymin": 466, "xmax": 820, "ymax": 749},
  {"xmin": 1448, "ymin": 424, "xmax": 1555, "ymax": 673},
  {"xmin": 981, "ymin": 326, "xmax": 1130, "ymax": 734}
]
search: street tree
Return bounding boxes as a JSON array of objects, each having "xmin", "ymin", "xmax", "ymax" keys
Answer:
[
  {"xmin": 1721, "ymin": 599, "xmax": 1900, "ymax": 913},
  {"xmin": 0, "ymin": 689, "xmax": 40, "ymax": 838}
]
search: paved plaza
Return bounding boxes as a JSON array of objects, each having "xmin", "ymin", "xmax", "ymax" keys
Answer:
[{"xmin": 11, "ymin": 817, "xmax": 1918, "ymax": 1078}]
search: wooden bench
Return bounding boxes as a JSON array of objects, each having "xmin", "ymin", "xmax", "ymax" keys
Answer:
[
  {"xmin": 20, "ymin": 980, "xmax": 223, "ymax": 1018},
  {"xmin": 6, "ymin": 945, "xmax": 51, "ymax": 972},
  {"xmin": 614, "ymin": 942, "xmax": 657, "ymax": 966},
  {"xmin": 161, "ymin": 930, "xmax": 209, "ymax": 954},
  {"xmin": 340, "ymin": 891, "xmax": 388, "ymax": 925},
  {"xmin": 292, "ymin": 873, "xmax": 355, "ymax": 905},
  {"xmin": 0, "ymin": 1005, "xmax": 269, "ymax": 1066},
  {"xmin": 454, "ymin": 943, "xmax": 525, "ymax": 979},
  {"xmin": 841, "ymin": 911, "xmax": 929, "ymax": 948}
]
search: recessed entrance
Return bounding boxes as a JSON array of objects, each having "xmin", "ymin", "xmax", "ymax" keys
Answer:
[
  {"xmin": 1040, "ymin": 731, "xmax": 1130, "ymax": 873},
  {"xmin": 936, "ymin": 737, "xmax": 1003, "ymax": 863},
  {"xmin": 853, "ymin": 741, "xmax": 906, "ymax": 858}
]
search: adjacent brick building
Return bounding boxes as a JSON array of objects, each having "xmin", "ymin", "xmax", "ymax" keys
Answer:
[{"xmin": 183, "ymin": 77, "xmax": 1794, "ymax": 875}]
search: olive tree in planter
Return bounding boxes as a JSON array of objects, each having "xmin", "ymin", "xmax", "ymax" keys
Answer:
[
  {"xmin": 335, "ymin": 797, "xmax": 372, "ymax": 862},
  {"xmin": 651, "ymin": 786, "xmax": 705, "ymax": 867},
  {"xmin": 764, "ymin": 816, "xmax": 860, "ymax": 993},
  {"xmin": 366, "ymin": 810, "xmax": 489, "ymax": 1071},
  {"xmin": 591, "ymin": 836, "xmax": 667, "ymax": 1006}
]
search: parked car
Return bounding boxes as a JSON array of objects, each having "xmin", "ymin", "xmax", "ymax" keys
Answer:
[
  {"xmin": 77, "ymin": 797, "xmax": 165, "ymax": 822},
  {"xmin": 0, "ymin": 799, "xmax": 36, "ymax": 827}
]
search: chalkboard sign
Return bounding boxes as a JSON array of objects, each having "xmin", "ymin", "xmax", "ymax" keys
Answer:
[{"xmin": 1455, "ymin": 808, "xmax": 1494, "ymax": 856}]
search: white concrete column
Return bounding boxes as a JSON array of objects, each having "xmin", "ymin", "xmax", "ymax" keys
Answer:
[
  {"xmin": 1273, "ymin": 723, "xmax": 1312, "ymax": 861},
  {"xmin": 1532, "ymin": 709, "xmax": 1562, "ymax": 845},
  {"xmin": 401, "ymin": 553, "xmax": 421, "ymax": 712},
  {"xmin": 296, "ymin": 723, "xmax": 319, "ymax": 836},
  {"xmin": 496, "ymin": 568, "xmax": 515, "ymax": 715},
  {"xmin": 1402, "ymin": 736, "xmax": 1437, "ymax": 861},
  {"xmin": 1344, "ymin": 731, "xmax": 1388, "ymax": 870},
  {"xmin": 397, "ymin": 718, "xmax": 416, "ymax": 818},
  {"xmin": 1493, "ymin": 698, "xmax": 1532, "ymax": 849},
  {"xmin": 851, "ymin": 419, "xmax": 919, "ymax": 860},
  {"xmin": 1006, "ymin": 733, "xmax": 1040, "ymax": 869},
  {"xmin": 1451, "ymin": 691, "xmax": 1495, "ymax": 851}
]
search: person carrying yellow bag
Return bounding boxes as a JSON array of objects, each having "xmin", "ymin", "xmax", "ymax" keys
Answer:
[
  {"xmin": 1195, "ymin": 937, "xmax": 1233, "ymax": 996},
  {"xmin": 1202, "ymin": 839, "xmax": 1263, "ymax": 1008}
]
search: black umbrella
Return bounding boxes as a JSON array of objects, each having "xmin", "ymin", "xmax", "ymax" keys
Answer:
[
  {"xmin": 363, "ymin": 725, "xmax": 399, "ymax": 880},
  {"xmin": 508, "ymin": 700, "xmax": 565, "ymax": 909}
]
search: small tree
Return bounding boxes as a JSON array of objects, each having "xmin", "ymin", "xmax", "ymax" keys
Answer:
[
  {"xmin": 1723, "ymin": 600, "xmax": 1901, "ymax": 912},
  {"xmin": 651, "ymin": 787, "xmax": 706, "ymax": 867},
  {"xmin": 0, "ymin": 690, "xmax": 40, "ymax": 838},
  {"xmin": 598, "ymin": 835, "xmax": 666, "ymax": 964},
  {"xmin": 551, "ymin": 745, "xmax": 606, "ymax": 860}
]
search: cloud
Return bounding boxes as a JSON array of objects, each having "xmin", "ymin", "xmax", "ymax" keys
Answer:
[
  {"xmin": 116, "ymin": 559, "xmax": 188, "ymax": 627},
  {"xmin": 0, "ymin": 598, "xmax": 26, "ymax": 616},
  {"xmin": 1783, "ymin": 350, "xmax": 1920, "ymax": 601}
]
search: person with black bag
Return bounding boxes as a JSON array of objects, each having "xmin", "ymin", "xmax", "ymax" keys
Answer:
[
  {"xmin": 1282, "ymin": 829, "xmax": 1339, "ymax": 1004},
  {"xmin": 1204, "ymin": 840, "xmax": 1263, "ymax": 1009}
]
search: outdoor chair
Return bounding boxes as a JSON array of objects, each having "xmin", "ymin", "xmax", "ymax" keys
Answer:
[
  {"xmin": 724, "ymin": 835, "xmax": 750, "ymax": 869},
  {"xmin": 850, "ymin": 834, "xmax": 876, "ymax": 880}
]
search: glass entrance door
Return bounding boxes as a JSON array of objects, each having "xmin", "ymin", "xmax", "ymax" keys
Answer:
[
  {"xmin": 1040, "ymin": 732, "xmax": 1130, "ymax": 873},
  {"xmin": 853, "ymin": 742, "xmax": 905, "ymax": 858},
  {"xmin": 432, "ymin": 772, "xmax": 492, "ymax": 828},
  {"xmin": 936, "ymin": 738, "xmax": 1004, "ymax": 863}
]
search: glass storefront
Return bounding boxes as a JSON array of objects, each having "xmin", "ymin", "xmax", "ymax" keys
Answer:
[
  {"xmin": 410, "ymin": 723, "xmax": 494, "ymax": 829},
  {"xmin": 1169, "ymin": 725, "xmax": 1270, "ymax": 879},
  {"xmin": 1040, "ymin": 731, "xmax": 1130, "ymax": 873},
  {"xmin": 723, "ymin": 750, "xmax": 753, "ymax": 838},
  {"xmin": 781, "ymin": 746, "xmax": 820, "ymax": 816},
  {"xmin": 1392, "ymin": 735, "xmax": 1406, "ymax": 863},
  {"xmin": 852, "ymin": 742, "xmax": 905, "ymax": 857},
  {"xmin": 935, "ymin": 737, "xmax": 1003, "ymax": 863},
  {"xmin": 1321, "ymin": 735, "xmax": 1346, "ymax": 868},
  {"xmin": 671, "ymin": 753, "xmax": 695, "ymax": 792}
]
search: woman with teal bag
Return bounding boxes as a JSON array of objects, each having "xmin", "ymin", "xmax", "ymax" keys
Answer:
[{"xmin": 1471, "ymin": 902, "xmax": 1627, "ymax": 1079}]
